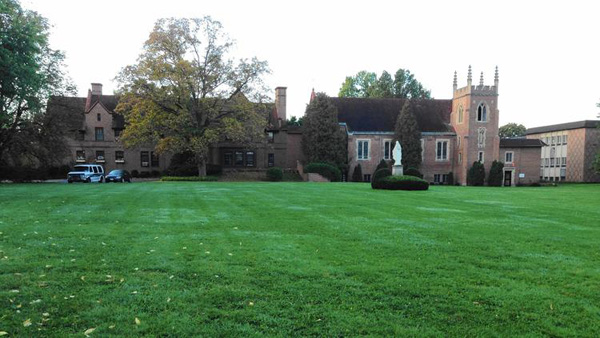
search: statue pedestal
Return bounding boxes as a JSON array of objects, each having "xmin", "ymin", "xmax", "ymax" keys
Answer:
[{"xmin": 392, "ymin": 165, "xmax": 404, "ymax": 176}]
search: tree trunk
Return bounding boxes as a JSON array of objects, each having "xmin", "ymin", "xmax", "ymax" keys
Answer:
[{"xmin": 196, "ymin": 153, "xmax": 207, "ymax": 177}]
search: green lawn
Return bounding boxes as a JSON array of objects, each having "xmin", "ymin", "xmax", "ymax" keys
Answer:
[{"xmin": 1, "ymin": 182, "xmax": 599, "ymax": 336}]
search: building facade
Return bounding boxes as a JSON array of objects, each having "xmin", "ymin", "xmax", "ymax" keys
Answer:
[
  {"xmin": 328, "ymin": 66, "xmax": 542, "ymax": 186},
  {"xmin": 526, "ymin": 120, "xmax": 600, "ymax": 182},
  {"xmin": 49, "ymin": 84, "xmax": 303, "ymax": 175}
]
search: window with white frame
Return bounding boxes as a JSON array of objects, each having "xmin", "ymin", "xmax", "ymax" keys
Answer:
[
  {"xmin": 383, "ymin": 140, "xmax": 392, "ymax": 160},
  {"xmin": 436, "ymin": 140, "xmax": 448, "ymax": 161},
  {"xmin": 562, "ymin": 135, "xmax": 567, "ymax": 144},
  {"xmin": 476, "ymin": 103, "xmax": 487, "ymax": 122},
  {"xmin": 478, "ymin": 151, "xmax": 484, "ymax": 163},
  {"xmin": 458, "ymin": 152, "xmax": 462, "ymax": 163},
  {"xmin": 357, "ymin": 140, "xmax": 369, "ymax": 160},
  {"xmin": 505, "ymin": 151, "xmax": 514, "ymax": 164}
]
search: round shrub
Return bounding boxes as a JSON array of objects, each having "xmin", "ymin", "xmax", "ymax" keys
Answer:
[
  {"xmin": 304, "ymin": 162, "xmax": 342, "ymax": 182},
  {"xmin": 373, "ymin": 175, "xmax": 429, "ymax": 191},
  {"xmin": 266, "ymin": 167, "xmax": 283, "ymax": 181},
  {"xmin": 404, "ymin": 167, "xmax": 423, "ymax": 178},
  {"xmin": 371, "ymin": 168, "xmax": 392, "ymax": 189}
]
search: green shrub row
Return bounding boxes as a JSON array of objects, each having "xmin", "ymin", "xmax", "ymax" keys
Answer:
[
  {"xmin": 161, "ymin": 176, "xmax": 219, "ymax": 182},
  {"xmin": 373, "ymin": 175, "xmax": 429, "ymax": 191},
  {"xmin": 304, "ymin": 162, "xmax": 342, "ymax": 182},
  {"xmin": 266, "ymin": 167, "xmax": 283, "ymax": 181}
]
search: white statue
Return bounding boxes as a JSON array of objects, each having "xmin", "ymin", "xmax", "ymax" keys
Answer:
[{"xmin": 393, "ymin": 141, "xmax": 402, "ymax": 166}]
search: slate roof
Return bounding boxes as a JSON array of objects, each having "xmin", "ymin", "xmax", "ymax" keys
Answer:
[
  {"xmin": 329, "ymin": 97, "xmax": 453, "ymax": 133},
  {"xmin": 499, "ymin": 138, "xmax": 546, "ymax": 148},
  {"xmin": 526, "ymin": 120, "xmax": 600, "ymax": 135}
]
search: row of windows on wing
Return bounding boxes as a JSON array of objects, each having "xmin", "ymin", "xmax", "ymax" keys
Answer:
[
  {"xmin": 541, "ymin": 157, "xmax": 567, "ymax": 167},
  {"xmin": 76, "ymin": 150, "xmax": 159, "ymax": 167},
  {"xmin": 456, "ymin": 103, "xmax": 489, "ymax": 123},
  {"xmin": 222, "ymin": 151, "xmax": 276, "ymax": 167},
  {"xmin": 356, "ymin": 139, "xmax": 453, "ymax": 162},
  {"xmin": 542, "ymin": 135, "xmax": 568, "ymax": 146}
]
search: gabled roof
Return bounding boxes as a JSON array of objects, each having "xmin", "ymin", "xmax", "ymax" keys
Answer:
[
  {"xmin": 500, "ymin": 138, "xmax": 546, "ymax": 148},
  {"xmin": 526, "ymin": 120, "xmax": 600, "ymax": 135},
  {"xmin": 329, "ymin": 97, "xmax": 453, "ymax": 133},
  {"xmin": 47, "ymin": 94, "xmax": 126, "ymax": 130}
]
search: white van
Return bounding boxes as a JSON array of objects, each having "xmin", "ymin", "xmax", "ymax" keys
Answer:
[{"xmin": 67, "ymin": 164, "xmax": 105, "ymax": 183}]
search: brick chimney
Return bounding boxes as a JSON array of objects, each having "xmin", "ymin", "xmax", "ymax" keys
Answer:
[
  {"xmin": 91, "ymin": 83, "xmax": 103, "ymax": 96},
  {"xmin": 275, "ymin": 87, "xmax": 287, "ymax": 122}
]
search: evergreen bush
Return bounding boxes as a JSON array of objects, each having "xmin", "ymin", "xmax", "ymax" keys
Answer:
[
  {"xmin": 351, "ymin": 164, "xmax": 363, "ymax": 182},
  {"xmin": 487, "ymin": 161, "xmax": 504, "ymax": 186},
  {"xmin": 304, "ymin": 162, "xmax": 342, "ymax": 182},
  {"xmin": 467, "ymin": 162, "xmax": 486, "ymax": 186},
  {"xmin": 375, "ymin": 159, "xmax": 389, "ymax": 172},
  {"xmin": 266, "ymin": 167, "xmax": 283, "ymax": 181},
  {"xmin": 447, "ymin": 172, "xmax": 454, "ymax": 185},
  {"xmin": 373, "ymin": 175, "xmax": 429, "ymax": 191},
  {"xmin": 371, "ymin": 168, "xmax": 392, "ymax": 189},
  {"xmin": 404, "ymin": 167, "xmax": 423, "ymax": 178}
]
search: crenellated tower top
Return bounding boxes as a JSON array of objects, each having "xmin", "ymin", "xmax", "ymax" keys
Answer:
[{"xmin": 453, "ymin": 66, "xmax": 499, "ymax": 98}]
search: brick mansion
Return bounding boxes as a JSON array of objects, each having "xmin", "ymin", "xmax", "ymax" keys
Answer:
[{"xmin": 49, "ymin": 66, "xmax": 600, "ymax": 185}]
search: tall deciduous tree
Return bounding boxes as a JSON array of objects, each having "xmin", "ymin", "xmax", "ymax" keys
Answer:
[
  {"xmin": 0, "ymin": 0, "xmax": 75, "ymax": 166},
  {"xmin": 338, "ymin": 68, "xmax": 431, "ymax": 99},
  {"xmin": 116, "ymin": 17, "xmax": 270, "ymax": 176},
  {"xmin": 301, "ymin": 93, "xmax": 346, "ymax": 168},
  {"xmin": 392, "ymin": 69, "xmax": 431, "ymax": 99},
  {"xmin": 338, "ymin": 71, "xmax": 378, "ymax": 98},
  {"xmin": 595, "ymin": 101, "xmax": 600, "ymax": 173},
  {"xmin": 499, "ymin": 123, "xmax": 527, "ymax": 138},
  {"xmin": 393, "ymin": 100, "xmax": 422, "ymax": 169}
]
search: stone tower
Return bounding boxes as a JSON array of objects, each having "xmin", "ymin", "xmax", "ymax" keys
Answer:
[{"xmin": 451, "ymin": 66, "xmax": 500, "ymax": 185}]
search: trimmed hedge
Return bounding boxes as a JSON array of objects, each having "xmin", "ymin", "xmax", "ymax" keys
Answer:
[
  {"xmin": 351, "ymin": 164, "xmax": 363, "ymax": 182},
  {"xmin": 375, "ymin": 159, "xmax": 389, "ymax": 172},
  {"xmin": 404, "ymin": 167, "xmax": 423, "ymax": 178},
  {"xmin": 161, "ymin": 176, "xmax": 219, "ymax": 182},
  {"xmin": 467, "ymin": 161, "xmax": 486, "ymax": 186},
  {"xmin": 304, "ymin": 162, "xmax": 342, "ymax": 182},
  {"xmin": 371, "ymin": 168, "xmax": 392, "ymax": 189},
  {"xmin": 487, "ymin": 160, "xmax": 504, "ymax": 186},
  {"xmin": 373, "ymin": 175, "xmax": 429, "ymax": 191},
  {"xmin": 266, "ymin": 167, "xmax": 283, "ymax": 181}
]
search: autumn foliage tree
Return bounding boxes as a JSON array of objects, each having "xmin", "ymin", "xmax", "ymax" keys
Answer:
[
  {"xmin": 393, "ymin": 100, "xmax": 422, "ymax": 169},
  {"xmin": 116, "ymin": 17, "xmax": 270, "ymax": 176}
]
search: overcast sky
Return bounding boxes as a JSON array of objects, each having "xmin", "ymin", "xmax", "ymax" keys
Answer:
[{"xmin": 22, "ymin": 0, "xmax": 600, "ymax": 128}]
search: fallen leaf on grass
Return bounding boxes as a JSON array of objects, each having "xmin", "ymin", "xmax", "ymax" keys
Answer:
[
  {"xmin": 248, "ymin": 302, "xmax": 254, "ymax": 306},
  {"xmin": 0, "ymin": 331, "xmax": 8, "ymax": 336},
  {"xmin": 42, "ymin": 313, "xmax": 50, "ymax": 317},
  {"xmin": 84, "ymin": 327, "xmax": 96, "ymax": 336},
  {"xmin": 109, "ymin": 325, "xmax": 115, "ymax": 329},
  {"xmin": 135, "ymin": 318, "xmax": 141, "ymax": 325},
  {"xmin": 167, "ymin": 298, "xmax": 171, "ymax": 303},
  {"xmin": 23, "ymin": 319, "xmax": 32, "ymax": 327}
]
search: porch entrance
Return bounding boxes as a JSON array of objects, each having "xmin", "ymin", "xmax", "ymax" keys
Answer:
[{"xmin": 504, "ymin": 170, "xmax": 512, "ymax": 187}]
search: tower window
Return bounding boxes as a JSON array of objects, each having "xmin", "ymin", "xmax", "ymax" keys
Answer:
[
  {"xmin": 478, "ymin": 151, "xmax": 485, "ymax": 163},
  {"xmin": 477, "ymin": 103, "xmax": 487, "ymax": 122},
  {"xmin": 458, "ymin": 105, "xmax": 464, "ymax": 124}
]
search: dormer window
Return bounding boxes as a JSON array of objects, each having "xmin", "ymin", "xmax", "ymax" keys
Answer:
[{"xmin": 477, "ymin": 103, "xmax": 487, "ymax": 122}]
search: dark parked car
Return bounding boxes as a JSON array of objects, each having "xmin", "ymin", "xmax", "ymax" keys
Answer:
[{"xmin": 104, "ymin": 169, "xmax": 132, "ymax": 183}]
